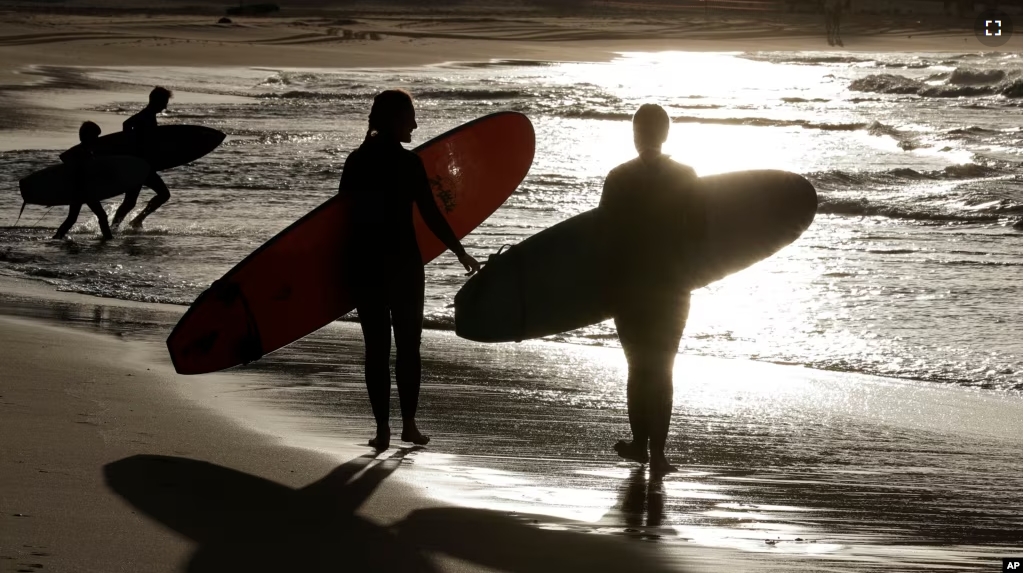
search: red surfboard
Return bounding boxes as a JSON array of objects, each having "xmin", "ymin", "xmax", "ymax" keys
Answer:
[{"xmin": 167, "ymin": 112, "xmax": 535, "ymax": 375}]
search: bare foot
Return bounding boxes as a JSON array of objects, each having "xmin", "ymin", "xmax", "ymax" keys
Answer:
[
  {"xmin": 368, "ymin": 427, "xmax": 390, "ymax": 451},
  {"xmin": 401, "ymin": 420, "xmax": 430, "ymax": 445},
  {"xmin": 614, "ymin": 440, "xmax": 649, "ymax": 464},
  {"xmin": 129, "ymin": 218, "xmax": 144, "ymax": 230},
  {"xmin": 650, "ymin": 456, "xmax": 677, "ymax": 475}
]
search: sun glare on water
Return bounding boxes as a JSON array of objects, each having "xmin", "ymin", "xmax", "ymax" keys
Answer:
[{"xmin": 553, "ymin": 52, "xmax": 835, "ymax": 176}]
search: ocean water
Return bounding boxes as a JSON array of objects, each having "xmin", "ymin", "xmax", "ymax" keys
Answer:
[{"xmin": 0, "ymin": 51, "xmax": 1020, "ymax": 391}]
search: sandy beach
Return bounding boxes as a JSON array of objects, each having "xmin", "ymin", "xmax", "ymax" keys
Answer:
[
  {"xmin": 1, "ymin": 4, "xmax": 1021, "ymax": 571},
  {"xmin": 0, "ymin": 277, "xmax": 710, "ymax": 573},
  {"xmin": 0, "ymin": 273, "xmax": 1019, "ymax": 572}
]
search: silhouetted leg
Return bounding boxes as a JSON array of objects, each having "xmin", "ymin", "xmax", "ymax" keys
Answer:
[
  {"xmin": 391, "ymin": 266, "xmax": 428, "ymax": 445},
  {"xmin": 646, "ymin": 355, "xmax": 676, "ymax": 474},
  {"xmin": 86, "ymin": 200, "xmax": 112, "ymax": 240},
  {"xmin": 614, "ymin": 290, "xmax": 688, "ymax": 471},
  {"xmin": 130, "ymin": 172, "xmax": 170, "ymax": 228},
  {"xmin": 54, "ymin": 203, "xmax": 83, "ymax": 239},
  {"xmin": 625, "ymin": 363, "xmax": 651, "ymax": 450},
  {"xmin": 111, "ymin": 188, "xmax": 140, "ymax": 230},
  {"xmin": 613, "ymin": 311, "xmax": 651, "ymax": 464},
  {"xmin": 647, "ymin": 293, "xmax": 689, "ymax": 474},
  {"xmin": 357, "ymin": 296, "xmax": 393, "ymax": 450}
]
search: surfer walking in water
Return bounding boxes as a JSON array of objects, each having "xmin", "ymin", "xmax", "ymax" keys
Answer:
[
  {"xmin": 111, "ymin": 86, "xmax": 173, "ymax": 230},
  {"xmin": 600, "ymin": 104, "xmax": 704, "ymax": 474},
  {"xmin": 339, "ymin": 89, "xmax": 480, "ymax": 452},
  {"xmin": 824, "ymin": 0, "xmax": 844, "ymax": 47},
  {"xmin": 54, "ymin": 121, "xmax": 113, "ymax": 240}
]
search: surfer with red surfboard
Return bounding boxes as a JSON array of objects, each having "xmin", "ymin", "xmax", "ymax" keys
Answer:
[
  {"xmin": 111, "ymin": 86, "xmax": 174, "ymax": 231},
  {"xmin": 601, "ymin": 104, "xmax": 705, "ymax": 475},
  {"xmin": 340, "ymin": 89, "xmax": 481, "ymax": 452}
]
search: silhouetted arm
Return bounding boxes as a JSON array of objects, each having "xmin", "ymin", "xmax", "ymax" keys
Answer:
[
  {"xmin": 60, "ymin": 145, "xmax": 88, "ymax": 165},
  {"xmin": 598, "ymin": 171, "xmax": 622, "ymax": 211},
  {"xmin": 123, "ymin": 112, "xmax": 140, "ymax": 132},
  {"xmin": 338, "ymin": 154, "xmax": 356, "ymax": 196},
  {"xmin": 412, "ymin": 157, "xmax": 466, "ymax": 258},
  {"xmin": 123, "ymin": 109, "xmax": 157, "ymax": 132}
]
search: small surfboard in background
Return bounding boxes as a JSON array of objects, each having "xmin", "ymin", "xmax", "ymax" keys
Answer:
[
  {"xmin": 167, "ymin": 112, "xmax": 535, "ymax": 375},
  {"xmin": 19, "ymin": 156, "xmax": 151, "ymax": 206},
  {"xmin": 454, "ymin": 170, "xmax": 817, "ymax": 343},
  {"xmin": 60, "ymin": 125, "xmax": 226, "ymax": 172}
]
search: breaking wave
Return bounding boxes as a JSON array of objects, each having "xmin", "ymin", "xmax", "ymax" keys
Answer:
[{"xmin": 850, "ymin": 70, "xmax": 1022, "ymax": 99}]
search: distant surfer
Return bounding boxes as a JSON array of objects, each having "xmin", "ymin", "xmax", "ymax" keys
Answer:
[
  {"xmin": 824, "ymin": 0, "xmax": 844, "ymax": 47},
  {"xmin": 54, "ymin": 121, "xmax": 113, "ymax": 241},
  {"xmin": 600, "ymin": 104, "xmax": 704, "ymax": 474},
  {"xmin": 339, "ymin": 89, "xmax": 481, "ymax": 451},
  {"xmin": 111, "ymin": 87, "xmax": 173, "ymax": 230}
]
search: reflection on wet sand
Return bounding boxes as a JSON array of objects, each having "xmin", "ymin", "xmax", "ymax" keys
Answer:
[{"xmin": 1, "ymin": 289, "xmax": 1019, "ymax": 571}]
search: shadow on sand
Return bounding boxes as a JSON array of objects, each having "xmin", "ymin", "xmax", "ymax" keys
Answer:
[{"xmin": 105, "ymin": 450, "xmax": 684, "ymax": 573}]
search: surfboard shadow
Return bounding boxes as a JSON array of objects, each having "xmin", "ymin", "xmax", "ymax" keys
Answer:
[
  {"xmin": 103, "ymin": 449, "xmax": 435, "ymax": 573},
  {"xmin": 105, "ymin": 451, "xmax": 686, "ymax": 573}
]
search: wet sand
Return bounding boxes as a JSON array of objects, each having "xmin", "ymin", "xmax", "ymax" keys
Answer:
[
  {"xmin": 0, "ymin": 274, "xmax": 1019, "ymax": 572},
  {"xmin": 0, "ymin": 276, "xmax": 708, "ymax": 573}
]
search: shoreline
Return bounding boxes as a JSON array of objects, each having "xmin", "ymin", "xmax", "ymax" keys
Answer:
[
  {"xmin": 0, "ymin": 8, "xmax": 1016, "ymax": 87},
  {"xmin": 0, "ymin": 273, "xmax": 733, "ymax": 573},
  {"xmin": 3, "ymin": 253, "xmax": 1021, "ymax": 395},
  {"xmin": 0, "ymin": 6, "xmax": 1017, "ymax": 149},
  {"xmin": 0, "ymin": 276, "xmax": 703, "ymax": 572},
  {"xmin": 0, "ymin": 272, "xmax": 1020, "ymax": 572}
]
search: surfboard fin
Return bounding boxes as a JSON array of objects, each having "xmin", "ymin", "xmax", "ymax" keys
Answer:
[
  {"xmin": 13, "ymin": 201, "xmax": 26, "ymax": 227},
  {"xmin": 485, "ymin": 244, "xmax": 512, "ymax": 268}
]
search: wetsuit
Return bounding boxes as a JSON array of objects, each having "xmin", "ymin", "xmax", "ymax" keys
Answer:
[
  {"xmin": 55, "ymin": 142, "xmax": 112, "ymax": 240},
  {"xmin": 599, "ymin": 154, "xmax": 703, "ymax": 455},
  {"xmin": 112, "ymin": 107, "xmax": 170, "ymax": 227},
  {"xmin": 338, "ymin": 136, "xmax": 466, "ymax": 427}
]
